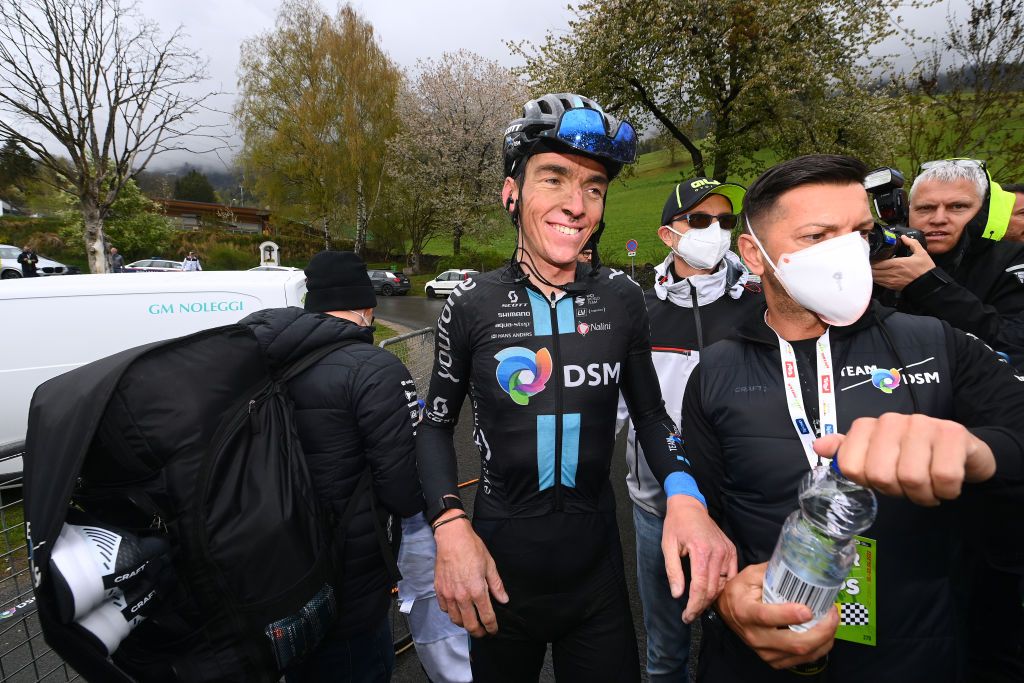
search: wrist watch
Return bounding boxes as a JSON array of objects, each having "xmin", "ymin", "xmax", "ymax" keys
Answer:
[{"xmin": 431, "ymin": 494, "xmax": 464, "ymax": 524}]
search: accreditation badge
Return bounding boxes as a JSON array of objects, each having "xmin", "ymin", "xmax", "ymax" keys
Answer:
[{"xmin": 834, "ymin": 535, "xmax": 876, "ymax": 646}]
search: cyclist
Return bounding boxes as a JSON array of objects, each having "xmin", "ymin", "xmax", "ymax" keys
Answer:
[{"xmin": 415, "ymin": 93, "xmax": 736, "ymax": 682}]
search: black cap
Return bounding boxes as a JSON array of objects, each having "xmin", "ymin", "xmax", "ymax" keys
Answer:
[
  {"xmin": 303, "ymin": 251, "xmax": 377, "ymax": 313},
  {"xmin": 661, "ymin": 177, "xmax": 747, "ymax": 226}
]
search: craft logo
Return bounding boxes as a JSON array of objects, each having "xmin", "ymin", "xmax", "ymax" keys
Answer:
[
  {"xmin": 785, "ymin": 361, "xmax": 796, "ymax": 378},
  {"xmin": 871, "ymin": 368, "xmax": 902, "ymax": 394},
  {"xmin": 494, "ymin": 347, "xmax": 552, "ymax": 405},
  {"xmin": 577, "ymin": 322, "xmax": 590, "ymax": 335},
  {"xmin": 821, "ymin": 376, "xmax": 832, "ymax": 393}
]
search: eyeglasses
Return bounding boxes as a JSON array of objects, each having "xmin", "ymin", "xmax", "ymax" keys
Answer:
[
  {"xmin": 919, "ymin": 158, "xmax": 986, "ymax": 172},
  {"xmin": 538, "ymin": 108, "xmax": 638, "ymax": 165},
  {"xmin": 670, "ymin": 212, "xmax": 739, "ymax": 230}
]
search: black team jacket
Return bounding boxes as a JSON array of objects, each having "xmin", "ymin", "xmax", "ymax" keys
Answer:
[{"xmin": 683, "ymin": 302, "xmax": 1024, "ymax": 682}]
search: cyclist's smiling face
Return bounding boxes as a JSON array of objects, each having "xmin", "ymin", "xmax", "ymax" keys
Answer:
[{"xmin": 503, "ymin": 151, "xmax": 608, "ymax": 269}]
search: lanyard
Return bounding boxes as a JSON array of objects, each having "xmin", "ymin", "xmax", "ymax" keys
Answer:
[{"xmin": 774, "ymin": 328, "xmax": 837, "ymax": 469}]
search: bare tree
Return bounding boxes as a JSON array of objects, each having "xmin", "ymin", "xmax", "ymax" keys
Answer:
[{"xmin": 0, "ymin": 0, "xmax": 219, "ymax": 272}]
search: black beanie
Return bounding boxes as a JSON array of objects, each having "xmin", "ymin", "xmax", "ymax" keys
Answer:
[{"xmin": 303, "ymin": 251, "xmax": 377, "ymax": 313}]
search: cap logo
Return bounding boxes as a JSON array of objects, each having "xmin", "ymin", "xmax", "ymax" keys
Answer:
[{"xmin": 689, "ymin": 178, "xmax": 719, "ymax": 189}]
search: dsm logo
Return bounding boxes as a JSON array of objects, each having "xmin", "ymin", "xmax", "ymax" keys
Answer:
[{"xmin": 495, "ymin": 347, "xmax": 552, "ymax": 406}]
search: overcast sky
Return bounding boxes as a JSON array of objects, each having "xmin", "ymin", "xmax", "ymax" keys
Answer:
[
  {"xmin": 137, "ymin": 0, "xmax": 961, "ymax": 170},
  {"xmin": 139, "ymin": 0, "xmax": 578, "ymax": 169}
]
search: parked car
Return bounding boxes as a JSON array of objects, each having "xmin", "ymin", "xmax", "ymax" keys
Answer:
[
  {"xmin": 125, "ymin": 258, "xmax": 184, "ymax": 272},
  {"xmin": 424, "ymin": 269, "xmax": 478, "ymax": 298},
  {"xmin": 247, "ymin": 265, "xmax": 302, "ymax": 272},
  {"xmin": 368, "ymin": 269, "xmax": 410, "ymax": 296},
  {"xmin": 0, "ymin": 244, "xmax": 73, "ymax": 279}
]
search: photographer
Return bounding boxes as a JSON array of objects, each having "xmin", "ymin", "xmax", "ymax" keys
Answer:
[{"xmin": 870, "ymin": 159, "xmax": 1024, "ymax": 367}]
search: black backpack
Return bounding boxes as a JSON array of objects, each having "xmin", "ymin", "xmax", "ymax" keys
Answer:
[{"xmin": 24, "ymin": 323, "xmax": 394, "ymax": 682}]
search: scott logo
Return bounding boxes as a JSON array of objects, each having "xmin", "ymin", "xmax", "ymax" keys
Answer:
[{"xmin": 508, "ymin": 290, "xmax": 519, "ymax": 304}]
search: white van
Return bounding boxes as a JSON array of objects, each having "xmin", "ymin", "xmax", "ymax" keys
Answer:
[{"xmin": 0, "ymin": 271, "xmax": 307, "ymax": 476}]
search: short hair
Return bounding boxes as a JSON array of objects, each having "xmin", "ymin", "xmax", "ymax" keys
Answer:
[
  {"xmin": 743, "ymin": 154, "xmax": 868, "ymax": 227},
  {"xmin": 1002, "ymin": 183, "xmax": 1024, "ymax": 194},
  {"xmin": 909, "ymin": 161, "xmax": 987, "ymax": 204}
]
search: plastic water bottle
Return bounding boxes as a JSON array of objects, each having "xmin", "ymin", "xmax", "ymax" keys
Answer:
[{"xmin": 762, "ymin": 460, "xmax": 878, "ymax": 632}]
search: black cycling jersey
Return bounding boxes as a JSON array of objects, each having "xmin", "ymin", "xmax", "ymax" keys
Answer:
[{"xmin": 417, "ymin": 263, "xmax": 697, "ymax": 525}]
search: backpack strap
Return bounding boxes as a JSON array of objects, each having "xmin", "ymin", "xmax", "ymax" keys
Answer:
[
  {"xmin": 333, "ymin": 467, "xmax": 401, "ymax": 584},
  {"xmin": 279, "ymin": 338, "xmax": 362, "ymax": 383}
]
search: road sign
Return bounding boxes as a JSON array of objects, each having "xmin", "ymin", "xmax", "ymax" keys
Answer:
[
  {"xmin": 626, "ymin": 239, "xmax": 638, "ymax": 252},
  {"xmin": 627, "ymin": 251, "xmax": 636, "ymax": 257}
]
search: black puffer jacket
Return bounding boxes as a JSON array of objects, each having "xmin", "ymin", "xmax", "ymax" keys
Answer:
[{"xmin": 242, "ymin": 307, "xmax": 423, "ymax": 637}]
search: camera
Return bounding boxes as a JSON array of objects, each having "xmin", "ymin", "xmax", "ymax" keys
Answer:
[{"xmin": 863, "ymin": 167, "xmax": 927, "ymax": 262}]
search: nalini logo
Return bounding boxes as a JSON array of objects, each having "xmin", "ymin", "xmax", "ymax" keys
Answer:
[
  {"xmin": 577, "ymin": 322, "xmax": 590, "ymax": 335},
  {"xmin": 495, "ymin": 347, "xmax": 552, "ymax": 405},
  {"xmin": 871, "ymin": 368, "xmax": 901, "ymax": 394}
]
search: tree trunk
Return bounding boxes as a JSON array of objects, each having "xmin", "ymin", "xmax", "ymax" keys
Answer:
[
  {"xmin": 81, "ymin": 199, "xmax": 109, "ymax": 274},
  {"xmin": 452, "ymin": 224, "xmax": 462, "ymax": 256},
  {"xmin": 354, "ymin": 177, "xmax": 367, "ymax": 257},
  {"xmin": 407, "ymin": 250, "xmax": 422, "ymax": 274},
  {"xmin": 625, "ymin": 77, "xmax": 705, "ymax": 176}
]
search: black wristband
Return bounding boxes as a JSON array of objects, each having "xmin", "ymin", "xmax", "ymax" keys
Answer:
[{"xmin": 431, "ymin": 512, "xmax": 469, "ymax": 534}]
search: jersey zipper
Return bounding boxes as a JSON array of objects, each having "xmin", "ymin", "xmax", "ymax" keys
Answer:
[
  {"xmin": 549, "ymin": 291, "xmax": 565, "ymax": 511},
  {"xmin": 690, "ymin": 284, "xmax": 705, "ymax": 352}
]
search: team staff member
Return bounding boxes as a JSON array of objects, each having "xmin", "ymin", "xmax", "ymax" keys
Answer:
[
  {"xmin": 617, "ymin": 176, "xmax": 761, "ymax": 681},
  {"xmin": 682, "ymin": 154, "xmax": 1024, "ymax": 681},
  {"xmin": 871, "ymin": 159, "xmax": 1024, "ymax": 366},
  {"xmin": 416, "ymin": 93, "xmax": 735, "ymax": 682},
  {"xmin": 242, "ymin": 251, "xmax": 424, "ymax": 682}
]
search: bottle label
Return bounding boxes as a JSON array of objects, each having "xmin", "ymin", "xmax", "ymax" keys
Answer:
[
  {"xmin": 764, "ymin": 560, "xmax": 839, "ymax": 622},
  {"xmin": 834, "ymin": 535, "xmax": 877, "ymax": 646}
]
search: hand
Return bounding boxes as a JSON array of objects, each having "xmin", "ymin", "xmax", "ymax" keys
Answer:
[
  {"xmin": 662, "ymin": 494, "xmax": 737, "ymax": 623},
  {"xmin": 716, "ymin": 563, "xmax": 839, "ymax": 670},
  {"xmin": 814, "ymin": 413, "xmax": 996, "ymax": 506},
  {"xmin": 871, "ymin": 235, "xmax": 935, "ymax": 291},
  {"xmin": 432, "ymin": 512, "xmax": 509, "ymax": 637}
]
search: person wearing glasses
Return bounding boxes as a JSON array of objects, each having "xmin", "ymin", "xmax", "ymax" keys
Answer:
[
  {"xmin": 415, "ymin": 94, "xmax": 736, "ymax": 681},
  {"xmin": 871, "ymin": 158, "xmax": 1024, "ymax": 366},
  {"xmin": 615, "ymin": 177, "xmax": 763, "ymax": 681}
]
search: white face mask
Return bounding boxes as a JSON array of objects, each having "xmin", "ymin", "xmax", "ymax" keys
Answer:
[
  {"xmin": 666, "ymin": 223, "xmax": 731, "ymax": 270},
  {"xmin": 746, "ymin": 218, "xmax": 873, "ymax": 327}
]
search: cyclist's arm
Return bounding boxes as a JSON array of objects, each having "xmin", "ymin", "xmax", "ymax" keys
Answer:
[
  {"xmin": 620, "ymin": 350, "xmax": 704, "ymax": 505},
  {"xmin": 416, "ymin": 297, "xmax": 472, "ymax": 524}
]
